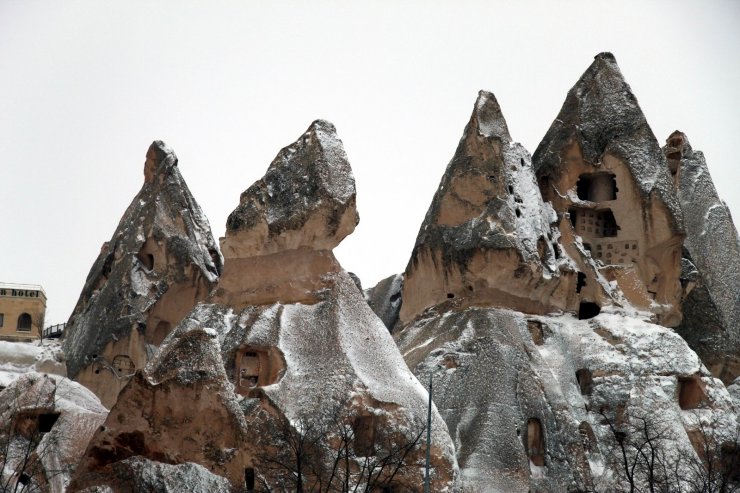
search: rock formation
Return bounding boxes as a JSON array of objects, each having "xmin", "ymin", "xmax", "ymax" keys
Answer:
[
  {"xmin": 51, "ymin": 53, "xmax": 740, "ymax": 493},
  {"xmin": 364, "ymin": 273, "xmax": 403, "ymax": 332},
  {"xmin": 71, "ymin": 121, "xmax": 457, "ymax": 492},
  {"xmin": 665, "ymin": 131, "xmax": 740, "ymax": 384},
  {"xmin": 68, "ymin": 328, "xmax": 252, "ymax": 491},
  {"xmin": 400, "ymin": 91, "xmax": 598, "ymax": 327},
  {"xmin": 0, "ymin": 373, "xmax": 107, "ymax": 493},
  {"xmin": 533, "ymin": 52, "xmax": 685, "ymax": 327},
  {"xmin": 62, "ymin": 141, "xmax": 223, "ymax": 408},
  {"xmin": 392, "ymin": 67, "xmax": 737, "ymax": 491}
]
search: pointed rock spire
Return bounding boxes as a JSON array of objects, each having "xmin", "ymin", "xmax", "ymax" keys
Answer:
[
  {"xmin": 62, "ymin": 141, "xmax": 223, "ymax": 408},
  {"xmin": 79, "ymin": 122, "xmax": 457, "ymax": 491},
  {"xmin": 532, "ymin": 53, "xmax": 685, "ymax": 326},
  {"xmin": 470, "ymin": 90, "xmax": 511, "ymax": 141},
  {"xmin": 399, "ymin": 90, "xmax": 575, "ymax": 325},
  {"xmin": 533, "ymin": 52, "xmax": 682, "ymax": 228}
]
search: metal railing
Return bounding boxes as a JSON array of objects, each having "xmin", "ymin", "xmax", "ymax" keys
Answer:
[{"xmin": 42, "ymin": 323, "xmax": 65, "ymax": 339}]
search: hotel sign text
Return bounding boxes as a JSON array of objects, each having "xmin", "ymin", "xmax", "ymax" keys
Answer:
[{"xmin": 0, "ymin": 289, "xmax": 41, "ymax": 298}]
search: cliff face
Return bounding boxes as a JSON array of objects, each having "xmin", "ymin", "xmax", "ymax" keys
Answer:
[
  {"xmin": 665, "ymin": 131, "xmax": 740, "ymax": 384},
  {"xmin": 71, "ymin": 122, "xmax": 458, "ymax": 492},
  {"xmin": 533, "ymin": 53, "xmax": 685, "ymax": 327},
  {"xmin": 62, "ymin": 142, "xmax": 222, "ymax": 408}
]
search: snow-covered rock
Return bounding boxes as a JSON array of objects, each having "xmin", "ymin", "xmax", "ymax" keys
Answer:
[
  {"xmin": 0, "ymin": 373, "xmax": 107, "ymax": 493},
  {"xmin": 364, "ymin": 273, "xmax": 403, "ymax": 332},
  {"xmin": 533, "ymin": 52, "xmax": 685, "ymax": 327},
  {"xmin": 72, "ymin": 121, "xmax": 458, "ymax": 492},
  {"xmin": 665, "ymin": 131, "xmax": 740, "ymax": 384},
  {"xmin": 392, "ymin": 55, "xmax": 737, "ymax": 491},
  {"xmin": 400, "ymin": 91, "xmax": 579, "ymax": 327},
  {"xmin": 63, "ymin": 141, "xmax": 223, "ymax": 408}
]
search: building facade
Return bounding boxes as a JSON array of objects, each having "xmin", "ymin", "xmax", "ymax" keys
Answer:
[{"xmin": 0, "ymin": 282, "xmax": 47, "ymax": 342}]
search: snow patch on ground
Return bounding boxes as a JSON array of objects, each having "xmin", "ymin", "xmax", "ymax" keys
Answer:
[{"xmin": 0, "ymin": 340, "xmax": 66, "ymax": 388}]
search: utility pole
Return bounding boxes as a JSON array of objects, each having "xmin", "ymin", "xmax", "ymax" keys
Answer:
[{"xmin": 424, "ymin": 371, "xmax": 433, "ymax": 493}]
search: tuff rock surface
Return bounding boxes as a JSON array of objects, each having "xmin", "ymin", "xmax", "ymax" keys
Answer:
[
  {"xmin": 391, "ymin": 59, "xmax": 737, "ymax": 491},
  {"xmin": 69, "ymin": 327, "xmax": 251, "ymax": 491},
  {"xmin": 76, "ymin": 458, "xmax": 233, "ymax": 493},
  {"xmin": 62, "ymin": 141, "xmax": 223, "ymax": 408},
  {"xmin": 73, "ymin": 121, "xmax": 457, "ymax": 492},
  {"xmin": 46, "ymin": 53, "xmax": 740, "ymax": 493},
  {"xmin": 665, "ymin": 131, "xmax": 740, "ymax": 384},
  {"xmin": 0, "ymin": 373, "xmax": 107, "ymax": 493},
  {"xmin": 400, "ymin": 91, "xmax": 590, "ymax": 327},
  {"xmin": 364, "ymin": 273, "xmax": 403, "ymax": 332},
  {"xmin": 533, "ymin": 52, "xmax": 685, "ymax": 327}
]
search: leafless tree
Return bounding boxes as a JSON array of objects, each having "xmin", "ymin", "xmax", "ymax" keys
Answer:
[
  {"xmin": 679, "ymin": 416, "xmax": 740, "ymax": 493},
  {"xmin": 599, "ymin": 407, "xmax": 740, "ymax": 493},
  {"xmin": 0, "ymin": 375, "xmax": 69, "ymax": 493},
  {"xmin": 253, "ymin": 403, "xmax": 426, "ymax": 492}
]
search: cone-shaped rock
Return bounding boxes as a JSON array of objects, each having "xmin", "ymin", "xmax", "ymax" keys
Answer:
[
  {"xmin": 400, "ymin": 90, "xmax": 578, "ymax": 325},
  {"xmin": 62, "ymin": 141, "xmax": 223, "ymax": 408},
  {"xmin": 665, "ymin": 131, "xmax": 740, "ymax": 384},
  {"xmin": 533, "ymin": 53, "xmax": 685, "ymax": 326},
  {"xmin": 393, "ymin": 83, "xmax": 737, "ymax": 491},
  {"xmin": 69, "ymin": 328, "xmax": 251, "ymax": 491},
  {"xmin": 74, "ymin": 121, "xmax": 458, "ymax": 491}
]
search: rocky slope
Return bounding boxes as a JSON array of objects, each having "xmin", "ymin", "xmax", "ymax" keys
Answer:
[{"xmin": 62, "ymin": 141, "xmax": 222, "ymax": 408}]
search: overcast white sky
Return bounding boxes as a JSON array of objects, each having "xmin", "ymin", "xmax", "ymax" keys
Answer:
[{"xmin": 1, "ymin": 0, "xmax": 738, "ymax": 325}]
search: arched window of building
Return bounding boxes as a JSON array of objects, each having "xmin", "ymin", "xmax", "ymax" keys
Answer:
[{"xmin": 17, "ymin": 313, "xmax": 32, "ymax": 331}]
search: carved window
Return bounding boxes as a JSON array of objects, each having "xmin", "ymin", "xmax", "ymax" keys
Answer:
[
  {"xmin": 576, "ymin": 369, "xmax": 593, "ymax": 395},
  {"xmin": 596, "ymin": 210, "xmax": 618, "ymax": 237},
  {"xmin": 38, "ymin": 412, "xmax": 60, "ymax": 433},
  {"xmin": 17, "ymin": 313, "xmax": 32, "ymax": 331},
  {"xmin": 678, "ymin": 375, "xmax": 707, "ymax": 410},
  {"xmin": 354, "ymin": 415, "xmax": 376, "ymax": 456},
  {"xmin": 578, "ymin": 302, "xmax": 601, "ymax": 320},
  {"xmin": 525, "ymin": 418, "xmax": 546, "ymax": 466},
  {"xmin": 234, "ymin": 346, "xmax": 284, "ymax": 397},
  {"xmin": 0, "ymin": 313, "xmax": 4, "ymax": 327},
  {"xmin": 112, "ymin": 355, "xmax": 136, "ymax": 377},
  {"xmin": 576, "ymin": 173, "xmax": 617, "ymax": 202},
  {"xmin": 527, "ymin": 320, "xmax": 545, "ymax": 345},
  {"xmin": 239, "ymin": 351, "xmax": 261, "ymax": 389},
  {"xmin": 576, "ymin": 272, "xmax": 586, "ymax": 293},
  {"xmin": 245, "ymin": 468, "xmax": 255, "ymax": 491}
]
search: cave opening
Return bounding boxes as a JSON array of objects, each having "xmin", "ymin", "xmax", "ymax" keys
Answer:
[
  {"xmin": 576, "ymin": 173, "xmax": 617, "ymax": 202},
  {"xmin": 578, "ymin": 302, "xmax": 601, "ymax": 320}
]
